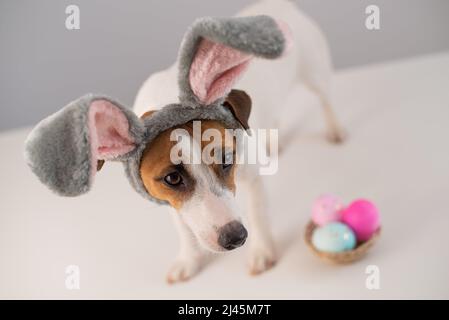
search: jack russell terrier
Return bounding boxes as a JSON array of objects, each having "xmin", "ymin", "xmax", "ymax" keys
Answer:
[{"xmin": 25, "ymin": 0, "xmax": 343, "ymax": 284}]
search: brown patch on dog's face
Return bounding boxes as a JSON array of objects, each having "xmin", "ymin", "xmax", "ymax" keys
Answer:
[
  {"xmin": 139, "ymin": 128, "xmax": 192, "ymax": 209},
  {"xmin": 139, "ymin": 120, "xmax": 237, "ymax": 210}
]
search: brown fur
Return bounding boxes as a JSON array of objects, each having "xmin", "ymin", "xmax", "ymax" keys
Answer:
[
  {"xmin": 223, "ymin": 89, "xmax": 252, "ymax": 130},
  {"xmin": 139, "ymin": 120, "xmax": 237, "ymax": 210}
]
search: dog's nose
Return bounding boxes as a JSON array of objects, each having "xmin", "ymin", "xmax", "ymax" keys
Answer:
[{"xmin": 217, "ymin": 221, "xmax": 248, "ymax": 250}]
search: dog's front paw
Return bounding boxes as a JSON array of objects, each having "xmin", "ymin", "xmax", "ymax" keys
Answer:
[
  {"xmin": 166, "ymin": 257, "xmax": 204, "ymax": 284},
  {"xmin": 248, "ymin": 242, "xmax": 277, "ymax": 276}
]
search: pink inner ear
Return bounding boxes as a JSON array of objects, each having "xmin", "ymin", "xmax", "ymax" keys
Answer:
[
  {"xmin": 275, "ymin": 19, "xmax": 293, "ymax": 57},
  {"xmin": 189, "ymin": 39, "xmax": 252, "ymax": 105},
  {"xmin": 88, "ymin": 100, "xmax": 136, "ymax": 166}
]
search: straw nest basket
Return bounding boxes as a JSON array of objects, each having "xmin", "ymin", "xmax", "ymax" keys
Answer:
[{"xmin": 305, "ymin": 221, "xmax": 381, "ymax": 264}]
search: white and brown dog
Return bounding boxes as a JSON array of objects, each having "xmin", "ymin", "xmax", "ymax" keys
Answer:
[
  {"xmin": 133, "ymin": 0, "xmax": 343, "ymax": 283},
  {"xmin": 25, "ymin": 0, "xmax": 343, "ymax": 284}
]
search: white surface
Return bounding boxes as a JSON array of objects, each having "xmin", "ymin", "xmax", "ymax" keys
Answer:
[{"xmin": 1, "ymin": 52, "xmax": 449, "ymax": 299}]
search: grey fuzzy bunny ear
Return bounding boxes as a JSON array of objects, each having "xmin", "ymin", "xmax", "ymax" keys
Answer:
[
  {"xmin": 24, "ymin": 94, "xmax": 145, "ymax": 197},
  {"xmin": 178, "ymin": 15, "xmax": 291, "ymax": 106}
]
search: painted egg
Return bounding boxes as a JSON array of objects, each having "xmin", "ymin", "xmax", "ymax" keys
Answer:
[
  {"xmin": 311, "ymin": 194, "xmax": 344, "ymax": 226},
  {"xmin": 312, "ymin": 222, "xmax": 356, "ymax": 253},
  {"xmin": 341, "ymin": 199, "xmax": 380, "ymax": 242}
]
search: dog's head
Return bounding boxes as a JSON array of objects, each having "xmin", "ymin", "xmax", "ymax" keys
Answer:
[
  {"xmin": 139, "ymin": 116, "xmax": 248, "ymax": 252},
  {"xmin": 24, "ymin": 16, "xmax": 290, "ymax": 252}
]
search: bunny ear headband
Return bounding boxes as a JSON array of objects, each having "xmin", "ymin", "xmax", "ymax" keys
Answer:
[{"xmin": 24, "ymin": 15, "xmax": 290, "ymax": 204}]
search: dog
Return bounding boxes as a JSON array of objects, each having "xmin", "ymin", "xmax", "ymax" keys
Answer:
[
  {"xmin": 133, "ymin": 0, "xmax": 343, "ymax": 283},
  {"xmin": 25, "ymin": 0, "xmax": 343, "ymax": 284}
]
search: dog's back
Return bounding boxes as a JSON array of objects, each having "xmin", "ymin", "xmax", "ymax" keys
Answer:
[{"xmin": 133, "ymin": 0, "xmax": 332, "ymax": 132}]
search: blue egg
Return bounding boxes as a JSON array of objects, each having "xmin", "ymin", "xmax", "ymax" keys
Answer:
[{"xmin": 311, "ymin": 222, "xmax": 356, "ymax": 253}]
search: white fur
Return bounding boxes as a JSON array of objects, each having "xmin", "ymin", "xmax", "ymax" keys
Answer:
[
  {"xmin": 134, "ymin": 0, "xmax": 341, "ymax": 282},
  {"xmin": 180, "ymin": 134, "xmax": 242, "ymax": 253}
]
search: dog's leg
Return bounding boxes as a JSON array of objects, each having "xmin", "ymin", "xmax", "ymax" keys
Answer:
[
  {"xmin": 319, "ymin": 96, "xmax": 345, "ymax": 144},
  {"xmin": 166, "ymin": 208, "xmax": 208, "ymax": 283},
  {"xmin": 240, "ymin": 173, "xmax": 277, "ymax": 275},
  {"xmin": 301, "ymin": 83, "xmax": 344, "ymax": 144}
]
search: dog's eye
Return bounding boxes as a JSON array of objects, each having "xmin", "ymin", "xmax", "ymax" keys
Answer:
[
  {"xmin": 164, "ymin": 172, "xmax": 183, "ymax": 186},
  {"xmin": 222, "ymin": 153, "xmax": 234, "ymax": 170}
]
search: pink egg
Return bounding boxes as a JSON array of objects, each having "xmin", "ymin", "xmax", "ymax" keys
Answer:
[
  {"xmin": 311, "ymin": 194, "xmax": 344, "ymax": 226},
  {"xmin": 341, "ymin": 199, "xmax": 380, "ymax": 241}
]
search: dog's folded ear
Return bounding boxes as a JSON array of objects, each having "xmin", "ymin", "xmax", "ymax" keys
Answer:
[
  {"xmin": 178, "ymin": 15, "xmax": 291, "ymax": 107},
  {"xmin": 223, "ymin": 89, "xmax": 252, "ymax": 130},
  {"xmin": 24, "ymin": 94, "xmax": 145, "ymax": 197}
]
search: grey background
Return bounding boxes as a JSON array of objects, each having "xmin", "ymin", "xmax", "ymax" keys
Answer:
[{"xmin": 1, "ymin": 0, "xmax": 449, "ymax": 132}]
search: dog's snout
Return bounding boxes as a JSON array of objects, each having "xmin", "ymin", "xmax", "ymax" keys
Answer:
[{"xmin": 217, "ymin": 221, "xmax": 248, "ymax": 250}]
